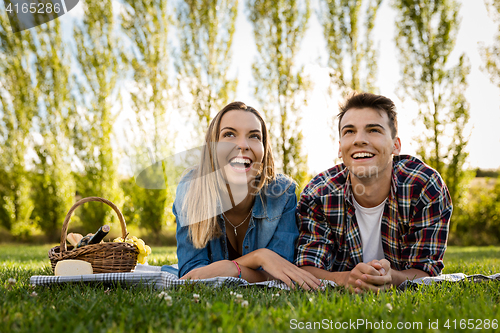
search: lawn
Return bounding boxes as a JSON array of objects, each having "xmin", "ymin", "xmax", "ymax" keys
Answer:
[{"xmin": 1, "ymin": 244, "xmax": 499, "ymax": 332}]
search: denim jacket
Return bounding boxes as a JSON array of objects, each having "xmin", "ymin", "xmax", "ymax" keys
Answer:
[{"xmin": 174, "ymin": 172, "xmax": 299, "ymax": 278}]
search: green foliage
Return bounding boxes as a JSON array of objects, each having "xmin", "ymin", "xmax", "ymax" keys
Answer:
[
  {"xmin": 481, "ymin": 0, "xmax": 500, "ymax": 87},
  {"xmin": 0, "ymin": 8, "xmax": 38, "ymax": 237},
  {"xmin": 451, "ymin": 177, "xmax": 500, "ymax": 246},
  {"xmin": 393, "ymin": 0, "xmax": 471, "ymax": 208},
  {"xmin": 120, "ymin": 174, "xmax": 175, "ymax": 233},
  {"xmin": 320, "ymin": 0, "xmax": 382, "ymax": 94},
  {"xmin": 247, "ymin": 0, "xmax": 311, "ymax": 186},
  {"xmin": 475, "ymin": 168, "xmax": 500, "ymax": 178},
  {"xmin": 72, "ymin": 0, "xmax": 123, "ymax": 232},
  {"xmin": 1, "ymin": 244, "xmax": 500, "ymax": 333},
  {"xmin": 30, "ymin": 20, "xmax": 75, "ymax": 241},
  {"xmin": 175, "ymin": 0, "xmax": 238, "ymax": 139},
  {"xmin": 120, "ymin": 0, "xmax": 175, "ymax": 232}
]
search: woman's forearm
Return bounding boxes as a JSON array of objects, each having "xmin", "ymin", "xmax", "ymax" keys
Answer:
[{"xmin": 233, "ymin": 248, "xmax": 276, "ymax": 282}]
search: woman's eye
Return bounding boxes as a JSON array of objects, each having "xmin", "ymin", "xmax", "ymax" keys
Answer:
[
  {"xmin": 250, "ymin": 134, "xmax": 262, "ymax": 140},
  {"xmin": 223, "ymin": 132, "xmax": 234, "ymax": 138}
]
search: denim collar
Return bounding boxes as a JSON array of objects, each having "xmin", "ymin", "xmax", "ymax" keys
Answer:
[{"xmin": 251, "ymin": 191, "xmax": 267, "ymax": 219}]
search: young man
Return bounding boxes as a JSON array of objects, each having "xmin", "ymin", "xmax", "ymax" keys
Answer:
[{"xmin": 295, "ymin": 92, "xmax": 452, "ymax": 293}]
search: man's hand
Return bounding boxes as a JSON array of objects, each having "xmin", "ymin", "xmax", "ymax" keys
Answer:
[
  {"xmin": 350, "ymin": 259, "xmax": 393, "ymax": 293},
  {"xmin": 344, "ymin": 259, "xmax": 393, "ymax": 293},
  {"xmin": 301, "ymin": 259, "xmax": 429, "ymax": 293}
]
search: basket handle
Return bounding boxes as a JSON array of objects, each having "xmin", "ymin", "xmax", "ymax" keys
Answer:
[{"xmin": 60, "ymin": 197, "xmax": 128, "ymax": 252}]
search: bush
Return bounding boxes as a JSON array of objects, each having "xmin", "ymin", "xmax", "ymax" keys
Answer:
[{"xmin": 450, "ymin": 177, "xmax": 500, "ymax": 246}]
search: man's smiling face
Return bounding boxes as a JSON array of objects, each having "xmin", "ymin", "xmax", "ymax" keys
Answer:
[{"xmin": 338, "ymin": 107, "xmax": 401, "ymax": 181}]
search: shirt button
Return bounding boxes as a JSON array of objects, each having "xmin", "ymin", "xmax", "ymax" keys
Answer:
[{"xmin": 245, "ymin": 246, "xmax": 249, "ymax": 249}]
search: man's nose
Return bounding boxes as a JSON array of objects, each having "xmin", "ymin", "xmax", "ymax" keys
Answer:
[{"xmin": 353, "ymin": 131, "xmax": 368, "ymax": 145}]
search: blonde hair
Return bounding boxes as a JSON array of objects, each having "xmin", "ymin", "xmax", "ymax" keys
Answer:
[{"xmin": 182, "ymin": 102, "xmax": 276, "ymax": 248}]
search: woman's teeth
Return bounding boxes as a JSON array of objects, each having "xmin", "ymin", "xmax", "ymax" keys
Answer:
[{"xmin": 230, "ymin": 157, "xmax": 251, "ymax": 169}]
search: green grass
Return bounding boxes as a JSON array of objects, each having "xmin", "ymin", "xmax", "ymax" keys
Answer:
[{"xmin": 1, "ymin": 245, "xmax": 499, "ymax": 332}]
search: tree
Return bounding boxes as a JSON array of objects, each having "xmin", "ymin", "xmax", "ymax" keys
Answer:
[
  {"xmin": 72, "ymin": 0, "xmax": 123, "ymax": 232},
  {"xmin": 393, "ymin": 0, "xmax": 471, "ymax": 208},
  {"xmin": 30, "ymin": 19, "xmax": 76, "ymax": 241},
  {"xmin": 481, "ymin": 0, "xmax": 500, "ymax": 87},
  {"xmin": 247, "ymin": 0, "xmax": 311, "ymax": 189},
  {"xmin": 120, "ymin": 0, "xmax": 175, "ymax": 232},
  {"xmin": 320, "ymin": 0, "xmax": 382, "ymax": 94},
  {"xmin": 175, "ymin": 0, "xmax": 238, "ymax": 141},
  {"xmin": 0, "ymin": 8, "xmax": 37, "ymax": 237}
]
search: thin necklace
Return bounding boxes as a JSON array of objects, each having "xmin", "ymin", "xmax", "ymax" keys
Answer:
[{"xmin": 222, "ymin": 209, "xmax": 252, "ymax": 236}]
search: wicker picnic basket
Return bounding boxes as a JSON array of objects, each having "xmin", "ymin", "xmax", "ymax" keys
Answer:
[{"xmin": 48, "ymin": 197, "xmax": 138, "ymax": 274}]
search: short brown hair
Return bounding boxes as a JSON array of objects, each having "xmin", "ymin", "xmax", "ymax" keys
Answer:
[{"xmin": 338, "ymin": 92, "xmax": 398, "ymax": 138}]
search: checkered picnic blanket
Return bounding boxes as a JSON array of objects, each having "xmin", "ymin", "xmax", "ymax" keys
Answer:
[{"xmin": 30, "ymin": 265, "xmax": 500, "ymax": 290}]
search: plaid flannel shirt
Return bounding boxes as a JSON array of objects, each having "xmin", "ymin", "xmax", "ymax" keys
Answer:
[{"xmin": 295, "ymin": 155, "xmax": 452, "ymax": 276}]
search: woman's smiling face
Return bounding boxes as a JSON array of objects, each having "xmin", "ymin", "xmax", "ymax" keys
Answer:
[{"xmin": 217, "ymin": 110, "xmax": 264, "ymax": 186}]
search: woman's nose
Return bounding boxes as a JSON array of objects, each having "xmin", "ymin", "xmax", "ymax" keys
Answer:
[{"xmin": 236, "ymin": 136, "xmax": 250, "ymax": 150}]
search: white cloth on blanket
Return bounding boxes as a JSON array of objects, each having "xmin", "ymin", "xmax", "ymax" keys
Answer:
[
  {"xmin": 30, "ymin": 264, "xmax": 500, "ymax": 290},
  {"xmin": 399, "ymin": 272, "xmax": 500, "ymax": 289}
]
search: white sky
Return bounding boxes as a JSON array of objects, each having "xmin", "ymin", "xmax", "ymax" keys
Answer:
[{"xmin": 226, "ymin": 0, "xmax": 500, "ymax": 174}]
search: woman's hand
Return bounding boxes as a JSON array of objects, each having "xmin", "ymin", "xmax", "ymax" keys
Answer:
[
  {"xmin": 242, "ymin": 248, "xmax": 322, "ymax": 290},
  {"xmin": 180, "ymin": 260, "xmax": 238, "ymax": 280}
]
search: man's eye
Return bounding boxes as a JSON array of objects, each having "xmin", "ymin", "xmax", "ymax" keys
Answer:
[{"xmin": 370, "ymin": 129, "xmax": 380, "ymax": 133}]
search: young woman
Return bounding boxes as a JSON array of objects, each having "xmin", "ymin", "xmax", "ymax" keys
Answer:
[{"xmin": 173, "ymin": 102, "xmax": 320, "ymax": 290}]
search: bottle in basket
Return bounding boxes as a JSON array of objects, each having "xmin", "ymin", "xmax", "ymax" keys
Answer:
[{"xmin": 76, "ymin": 225, "xmax": 110, "ymax": 248}]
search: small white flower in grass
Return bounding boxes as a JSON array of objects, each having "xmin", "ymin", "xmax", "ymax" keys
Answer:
[
  {"xmin": 385, "ymin": 303, "xmax": 393, "ymax": 311},
  {"xmin": 241, "ymin": 300, "xmax": 249, "ymax": 307},
  {"xmin": 30, "ymin": 291, "xmax": 38, "ymax": 297},
  {"xmin": 165, "ymin": 295, "xmax": 172, "ymax": 302},
  {"xmin": 230, "ymin": 291, "xmax": 235, "ymax": 296},
  {"xmin": 309, "ymin": 297, "xmax": 314, "ymax": 303},
  {"xmin": 271, "ymin": 293, "xmax": 280, "ymax": 298},
  {"xmin": 8, "ymin": 278, "xmax": 16, "ymax": 284},
  {"xmin": 235, "ymin": 294, "xmax": 243, "ymax": 299},
  {"xmin": 193, "ymin": 293, "xmax": 200, "ymax": 303},
  {"xmin": 158, "ymin": 291, "xmax": 167, "ymax": 298}
]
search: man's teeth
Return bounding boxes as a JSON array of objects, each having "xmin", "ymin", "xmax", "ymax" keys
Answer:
[{"xmin": 353, "ymin": 152, "xmax": 374, "ymax": 159}]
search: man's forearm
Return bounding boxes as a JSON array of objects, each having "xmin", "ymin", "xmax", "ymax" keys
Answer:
[
  {"xmin": 391, "ymin": 268, "xmax": 429, "ymax": 287},
  {"xmin": 300, "ymin": 265, "xmax": 349, "ymax": 287}
]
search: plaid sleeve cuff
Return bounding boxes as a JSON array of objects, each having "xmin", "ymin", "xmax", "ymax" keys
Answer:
[
  {"xmin": 403, "ymin": 259, "xmax": 444, "ymax": 277},
  {"xmin": 295, "ymin": 236, "xmax": 330, "ymax": 270}
]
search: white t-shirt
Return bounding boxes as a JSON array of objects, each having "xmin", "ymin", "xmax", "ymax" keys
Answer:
[{"xmin": 352, "ymin": 197, "xmax": 387, "ymax": 263}]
